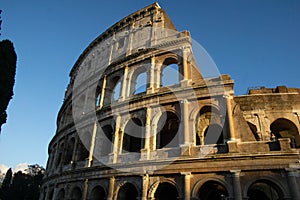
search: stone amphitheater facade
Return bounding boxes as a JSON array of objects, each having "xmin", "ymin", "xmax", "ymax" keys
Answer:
[{"xmin": 40, "ymin": 3, "xmax": 300, "ymax": 200}]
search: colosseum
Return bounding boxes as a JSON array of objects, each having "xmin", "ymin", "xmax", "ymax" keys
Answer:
[{"xmin": 40, "ymin": 3, "xmax": 300, "ymax": 200}]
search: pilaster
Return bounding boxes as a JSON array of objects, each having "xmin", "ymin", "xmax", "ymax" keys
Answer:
[{"xmin": 230, "ymin": 170, "xmax": 242, "ymax": 200}]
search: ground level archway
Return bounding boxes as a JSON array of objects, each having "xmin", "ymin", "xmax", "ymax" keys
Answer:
[
  {"xmin": 198, "ymin": 180, "xmax": 228, "ymax": 200},
  {"xmin": 247, "ymin": 180, "xmax": 284, "ymax": 200},
  {"xmin": 116, "ymin": 182, "xmax": 138, "ymax": 200},
  {"xmin": 154, "ymin": 182, "xmax": 179, "ymax": 200}
]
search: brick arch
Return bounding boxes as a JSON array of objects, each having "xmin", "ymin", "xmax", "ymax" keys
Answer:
[
  {"xmin": 122, "ymin": 117, "xmax": 145, "ymax": 152},
  {"xmin": 69, "ymin": 186, "xmax": 83, "ymax": 200},
  {"xmin": 90, "ymin": 185, "xmax": 106, "ymax": 200},
  {"xmin": 191, "ymin": 177, "xmax": 233, "ymax": 199},
  {"xmin": 114, "ymin": 181, "xmax": 140, "ymax": 200},
  {"xmin": 270, "ymin": 118, "xmax": 300, "ymax": 147},
  {"xmin": 156, "ymin": 110, "xmax": 181, "ymax": 149},
  {"xmin": 243, "ymin": 176, "xmax": 288, "ymax": 199},
  {"xmin": 127, "ymin": 64, "xmax": 149, "ymax": 95},
  {"xmin": 195, "ymin": 105, "xmax": 223, "ymax": 145},
  {"xmin": 148, "ymin": 179, "xmax": 179, "ymax": 199}
]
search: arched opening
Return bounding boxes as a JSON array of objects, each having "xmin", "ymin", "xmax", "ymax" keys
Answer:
[
  {"xmin": 129, "ymin": 65, "xmax": 148, "ymax": 96},
  {"xmin": 198, "ymin": 181, "xmax": 228, "ymax": 200},
  {"xmin": 203, "ymin": 124, "xmax": 224, "ymax": 145},
  {"xmin": 117, "ymin": 183, "xmax": 138, "ymax": 200},
  {"xmin": 64, "ymin": 137, "xmax": 75, "ymax": 165},
  {"xmin": 103, "ymin": 75, "xmax": 122, "ymax": 105},
  {"xmin": 56, "ymin": 188, "xmax": 65, "ymax": 200},
  {"xmin": 70, "ymin": 187, "xmax": 82, "ymax": 200},
  {"xmin": 123, "ymin": 118, "xmax": 145, "ymax": 152},
  {"xmin": 161, "ymin": 61, "xmax": 180, "ymax": 87},
  {"xmin": 55, "ymin": 142, "xmax": 64, "ymax": 166},
  {"xmin": 196, "ymin": 106, "xmax": 223, "ymax": 145},
  {"xmin": 270, "ymin": 118, "xmax": 300, "ymax": 148},
  {"xmin": 95, "ymin": 85, "xmax": 102, "ymax": 107},
  {"xmin": 113, "ymin": 81, "xmax": 121, "ymax": 101},
  {"xmin": 247, "ymin": 180, "xmax": 283, "ymax": 200},
  {"xmin": 101, "ymin": 125, "xmax": 114, "ymax": 156},
  {"xmin": 90, "ymin": 186, "xmax": 106, "ymax": 200},
  {"xmin": 134, "ymin": 72, "xmax": 147, "ymax": 94},
  {"xmin": 247, "ymin": 122, "xmax": 260, "ymax": 141},
  {"xmin": 154, "ymin": 182, "xmax": 179, "ymax": 200},
  {"xmin": 156, "ymin": 111, "xmax": 180, "ymax": 149},
  {"xmin": 60, "ymin": 106, "xmax": 73, "ymax": 127},
  {"xmin": 75, "ymin": 140, "xmax": 89, "ymax": 162}
]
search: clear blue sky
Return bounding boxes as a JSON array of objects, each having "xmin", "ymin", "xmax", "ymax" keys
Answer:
[{"xmin": 0, "ymin": 0, "xmax": 299, "ymax": 168}]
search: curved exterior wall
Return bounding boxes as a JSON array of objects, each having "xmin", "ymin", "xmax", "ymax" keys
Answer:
[{"xmin": 41, "ymin": 3, "xmax": 300, "ymax": 200}]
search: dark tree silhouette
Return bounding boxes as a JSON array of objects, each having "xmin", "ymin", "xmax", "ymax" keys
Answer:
[
  {"xmin": 0, "ymin": 168, "xmax": 12, "ymax": 199},
  {"xmin": 0, "ymin": 39, "xmax": 17, "ymax": 133},
  {"xmin": 0, "ymin": 165, "xmax": 45, "ymax": 200}
]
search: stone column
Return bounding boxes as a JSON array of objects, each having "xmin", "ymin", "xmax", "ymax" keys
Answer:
[
  {"xmin": 142, "ymin": 107, "xmax": 152, "ymax": 160},
  {"xmin": 88, "ymin": 121, "xmax": 97, "ymax": 167},
  {"xmin": 181, "ymin": 172, "xmax": 191, "ymax": 200},
  {"xmin": 120, "ymin": 65, "xmax": 129, "ymax": 100},
  {"xmin": 107, "ymin": 176, "xmax": 115, "ymax": 200},
  {"xmin": 286, "ymin": 169, "xmax": 300, "ymax": 200},
  {"xmin": 83, "ymin": 178, "xmax": 89, "ymax": 200},
  {"xmin": 147, "ymin": 56, "xmax": 156, "ymax": 93},
  {"xmin": 182, "ymin": 99, "xmax": 190, "ymax": 145},
  {"xmin": 225, "ymin": 95, "xmax": 236, "ymax": 140},
  {"xmin": 141, "ymin": 174, "xmax": 149, "ymax": 200},
  {"xmin": 111, "ymin": 115, "xmax": 121, "ymax": 163},
  {"xmin": 230, "ymin": 170, "xmax": 242, "ymax": 200},
  {"xmin": 99, "ymin": 75, "xmax": 106, "ymax": 109},
  {"xmin": 182, "ymin": 47, "xmax": 189, "ymax": 81}
]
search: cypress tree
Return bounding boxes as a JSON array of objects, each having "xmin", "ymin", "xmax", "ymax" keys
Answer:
[{"xmin": 0, "ymin": 39, "xmax": 17, "ymax": 132}]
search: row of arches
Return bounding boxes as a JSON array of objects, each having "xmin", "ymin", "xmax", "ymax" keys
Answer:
[
  {"xmin": 99, "ymin": 105, "xmax": 225, "ymax": 155},
  {"xmin": 50, "ymin": 112, "xmax": 300, "ymax": 171},
  {"xmin": 47, "ymin": 135, "xmax": 89, "ymax": 170},
  {"xmin": 49, "ymin": 105, "xmax": 228, "ymax": 170},
  {"xmin": 44, "ymin": 178, "xmax": 285, "ymax": 200},
  {"xmin": 247, "ymin": 118, "xmax": 300, "ymax": 147},
  {"xmin": 96, "ymin": 56, "xmax": 182, "ymax": 107}
]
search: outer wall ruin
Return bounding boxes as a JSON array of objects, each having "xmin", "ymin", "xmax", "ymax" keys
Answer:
[{"xmin": 40, "ymin": 3, "xmax": 300, "ymax": 200}]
